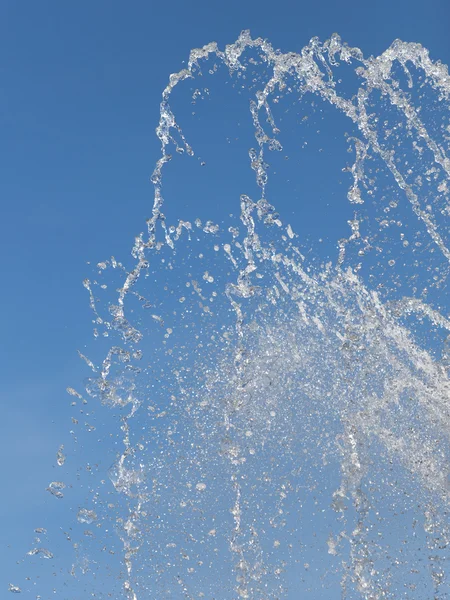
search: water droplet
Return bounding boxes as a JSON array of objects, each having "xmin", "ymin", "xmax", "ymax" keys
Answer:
[
  {"xmin": 46, "ymin": 481, "xmax": 65, "ymax": 499},
  {"xmin": 27, "ymin": 548, "xmax": 53, "ymax": 559},
  {"xmin": 56, "ymin": 445, "xmax": 65, "ymax": 467},
  {"xmin": 34, "ymin": 528, "xmax": 47, "ymax": 534},
  {"xmin": 77, "ymin": 508, "xmax": 98, "ymax": 524}
]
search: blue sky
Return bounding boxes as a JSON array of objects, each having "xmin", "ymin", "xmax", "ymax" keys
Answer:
[{"xmin": 2, "ymin": 0, "xmax": 450, "ymax": 597}]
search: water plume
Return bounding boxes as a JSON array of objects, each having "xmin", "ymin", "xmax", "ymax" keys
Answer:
[{"xmin": 14, "ymin": 31, "xmax": 450, "ymax": 599}]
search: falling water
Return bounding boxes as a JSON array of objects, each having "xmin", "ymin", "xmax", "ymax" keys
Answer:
[{"xmin": 12, "ymin": 32, "xmax": 450, "ymax": 599}]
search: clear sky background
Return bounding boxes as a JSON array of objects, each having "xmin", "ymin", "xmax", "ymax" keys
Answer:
[{"xmin": 2, "ymin": 0, "xmax": 450, "ymax": 597}]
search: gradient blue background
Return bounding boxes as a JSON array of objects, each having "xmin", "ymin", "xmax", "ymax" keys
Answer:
[{"xmin": 1, "ymin": 0, "xmax": 450, "ymax": 596}]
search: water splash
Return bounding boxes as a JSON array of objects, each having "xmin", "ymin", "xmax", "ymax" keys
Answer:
[{"xmin": 12, "ymin": 31, "xmax": 450, "ymax": 599}]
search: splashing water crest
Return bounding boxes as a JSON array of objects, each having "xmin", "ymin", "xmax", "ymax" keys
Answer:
[{"xmin": 13, "ymin": 32, "xmax": 450, "ymax": 599}]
